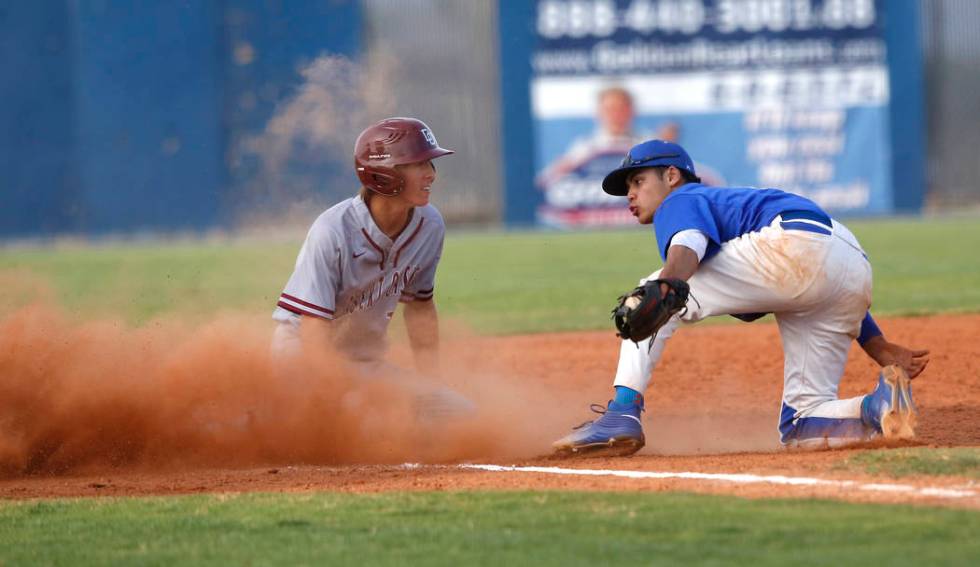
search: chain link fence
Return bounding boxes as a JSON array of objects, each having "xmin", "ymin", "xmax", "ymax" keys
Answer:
[
  {"xmin": 362, "ymin": 1, "xmax": 503, "ymax": 224},
  {"xmin": 922, "ymin": 0, "xmax": 980, "ymax": 210}
]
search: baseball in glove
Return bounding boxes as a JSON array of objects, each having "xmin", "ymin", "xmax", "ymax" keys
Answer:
[{"xmin": 612, "ymin": 278, "xmax": 690, "ymax": 343}]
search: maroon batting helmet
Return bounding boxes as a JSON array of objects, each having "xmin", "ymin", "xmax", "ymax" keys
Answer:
[{"xmin": 354, "ymin": 117, "xmax": 454, "ymax": 196}]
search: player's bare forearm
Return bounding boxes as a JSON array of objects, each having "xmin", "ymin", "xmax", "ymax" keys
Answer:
[
  {"xmin": 861, "ymin": 335, "xmax": 930, "ymax": 379},
  {"xmin": 404, "ymin": 299, "xmax": 440, "ymax": 375},
  {"xmin": 660, "ymin": 245, "xmax": 700, "ymax": 282}
]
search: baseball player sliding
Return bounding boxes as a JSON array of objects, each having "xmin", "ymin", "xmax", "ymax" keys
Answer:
[
  {"xmin": 554, "ymin": 139, "xmax": 930, "ymax": 456},
  {"xmin": 272, "ymin": 117, "xmax": 468, "ymax": 415}
]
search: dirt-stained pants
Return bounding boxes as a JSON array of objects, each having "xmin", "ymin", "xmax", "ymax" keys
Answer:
[{"xmin": 613, "ymin": 217, "xmax": 873, "ymax": 444}]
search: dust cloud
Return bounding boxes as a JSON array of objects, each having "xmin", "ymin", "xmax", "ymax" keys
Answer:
[
  {"xmin": 646, "ymin": 412, "xmax": 781, "ymax": 455},
  {"xmin": 232, "ymin": 51, "xmax": 399, "ymax": 227},
  {"xmin": 0, "ymin": 52, "xmax": 576, "ymax": 478},
  {"xmin": 0, "ymin": 302, "xmax": 562, "ymax": 477}
]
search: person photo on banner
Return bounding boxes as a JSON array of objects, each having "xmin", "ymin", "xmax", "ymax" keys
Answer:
[
  {"xmin": 655, "ymin": 120, "xmax": 726, "ymax": 187},
  {"xmin": 537, "ymin": 85, "xmax": 649, "ymax": 227},
  {"xmin": 538, "ymin": 86, "xmax": 643, "ymax": 187}
]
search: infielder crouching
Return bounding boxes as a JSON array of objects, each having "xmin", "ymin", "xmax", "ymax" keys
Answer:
[
  {"xmin": 554, "ymin": 139, "xmax": 929, "ymax": 456},
  {"xmin": 271, "ymin": 117, "xmax": 471, "ymax": 419}
]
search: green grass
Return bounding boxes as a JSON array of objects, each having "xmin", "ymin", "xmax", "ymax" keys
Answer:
[
  {"xmin": 838, "ymin": 447, "xmax": 980, "ymax": 479},
  {"xmin": 437, "ymin": 228, "xmax": 662, "ymax": 333},
  {"xmin": 0, "ymin": 217, "xmax": 978, "ymax": 334},
  {"xmin": 0, "ymin": 240, "xmax": 299, "ymax": 324},
  {"xmin": 850, "ymin": 218, "xmax": 980, "ymax": 316},
  {"xmin": 1, "ymin": 491, "xmax": 978, "ymax": 566}
]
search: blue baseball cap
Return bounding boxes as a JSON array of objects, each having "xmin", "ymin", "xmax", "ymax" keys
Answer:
[{"xmin": 601, "ymin": 139, "xmax": 700, "ymax": 196}]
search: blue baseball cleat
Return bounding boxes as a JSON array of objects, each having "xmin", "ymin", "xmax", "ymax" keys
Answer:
[
  {"xmin": 861, "ymin": 365, "xmax": 917, "ymax": 439},
  {"xmin": 553, "ymin": 398, "xmax": 645, "ymax": 457}
]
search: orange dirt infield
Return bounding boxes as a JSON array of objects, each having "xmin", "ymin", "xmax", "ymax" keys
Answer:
[{"xmin": 1, "ymin": 313, "xmax": 978, "ymax": 507}]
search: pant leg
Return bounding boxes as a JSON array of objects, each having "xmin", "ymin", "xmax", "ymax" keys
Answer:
[
  {"xmin": 613, "ymin": 313, "xmax": 679, "ymax": 392},
  {"xmin": 272, "ymin": 321, "xmax": 473, "ymax": 419},
  {"xmin": 776, "ymin": 312, "xmax": 869, "ymax": 443},
  {"xmin": 777, "ymin": 221, "xmax": 874, "ymax": 444}
]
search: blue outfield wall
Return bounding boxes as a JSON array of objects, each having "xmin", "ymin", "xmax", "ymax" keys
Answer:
[
  {"xmin": 0, "ymin": 1, "xmax": 360, "ymax": 238},
  {"xmin": 497, "ymin": 1, "xmax": 539, "ymax": 227},
  {"xmin": 0, "ymin": 4, "xmax": 76, "ymax": 236},
  {"xmin": 71, "ymin": 1, "xmax": 224, "ymax": 234},
  {"xmin": 884, "ymin": 0, "xmax": 926, "ymax": 213}
]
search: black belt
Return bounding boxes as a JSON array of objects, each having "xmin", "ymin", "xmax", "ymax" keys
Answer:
[{"xmin": 778, "ymin": 209, "xmax": 833, "ymax": 235}]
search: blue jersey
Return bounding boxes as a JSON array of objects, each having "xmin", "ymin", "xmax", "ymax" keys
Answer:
[{"xmin": 652, "ymin": 183, "xmax": 828, "ymax": 262}]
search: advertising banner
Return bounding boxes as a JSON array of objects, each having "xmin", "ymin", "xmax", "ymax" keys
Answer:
[{"xmin": 531, "ymin": 0, "xmax": 891, "ymax": 227}]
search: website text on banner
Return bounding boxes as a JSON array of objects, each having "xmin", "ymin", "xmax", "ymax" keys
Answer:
[{"xmin": 531, "ymin": 0, "xmax": 891, "ymax": 228}]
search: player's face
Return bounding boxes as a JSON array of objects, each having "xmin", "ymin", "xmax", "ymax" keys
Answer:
[
  {"xmin": 625, "ymin": 168, "xmax": 671, "ymax": 224},
  {"xmin": 396, "ymin": 159, "xmax": 437, "ymax": 207}
]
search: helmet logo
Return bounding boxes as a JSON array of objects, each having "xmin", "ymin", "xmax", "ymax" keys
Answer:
[
  {"xmin": 421, "ymin": 128, "xmax": 437, "ymax": 147},
  {"xmin": 366, "ymin": 140, "xmax": 391, "ymax": 160}
]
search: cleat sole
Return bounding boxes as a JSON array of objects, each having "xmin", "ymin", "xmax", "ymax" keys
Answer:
[
  {"xmin": 879, "ymin": 365, "xmax": 917, "ymax": 440},
  {"xmin": 553, "ymin": 436, "xmax": 645, "ymax": 458}
]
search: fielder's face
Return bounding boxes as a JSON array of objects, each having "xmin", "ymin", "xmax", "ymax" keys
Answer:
[
  {"xmin": 395, "ymin": 159, "xmax": 437, "ymax": 207},
  {"xmin": 625, "ymin": 167, "xmax": 672, "ymax": 224}
]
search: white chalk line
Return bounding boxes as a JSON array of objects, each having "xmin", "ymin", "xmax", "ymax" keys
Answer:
[{"xmin": 450, "ymin": 464, "xmax": 977, "ymax": 500}]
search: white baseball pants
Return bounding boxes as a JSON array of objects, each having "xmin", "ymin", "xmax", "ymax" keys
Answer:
[{"xmin": 270, "ymin": 319, "xmax": 473, "ymax": 420}]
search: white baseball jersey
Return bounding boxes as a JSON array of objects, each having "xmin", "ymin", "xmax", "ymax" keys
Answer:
[{"xmin": 273, "ymin": 195, "xmax": 445, "ymax": 361}]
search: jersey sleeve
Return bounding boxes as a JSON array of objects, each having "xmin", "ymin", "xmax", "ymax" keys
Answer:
[
  {"xmin": 276, "ymin": 225, "xmax": 341, "ymax": 320},
  {"xmin": 654, "ymin": 195, "xmax": 722, "ymax": 261},
  {"xmin": 401, "ymin": 219, "xmax": 444, "ymax": 303},
  {"xmin": 856, "ymin": 311, "xmax": 883, "ymax": 345},
  {"xmin": 668, "ymin": 229, "xmax": 709, "ymax": 262}
]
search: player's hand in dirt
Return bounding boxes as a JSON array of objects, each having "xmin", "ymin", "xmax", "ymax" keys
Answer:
[{"xmin": 861, "ymin": 335, "xmax": 930, "ymax": 378}]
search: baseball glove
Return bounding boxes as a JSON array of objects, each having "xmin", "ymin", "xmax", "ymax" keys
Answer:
[{"xmin": 612, "ymin": 278, "xmax": 690, "ymax": 343}]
